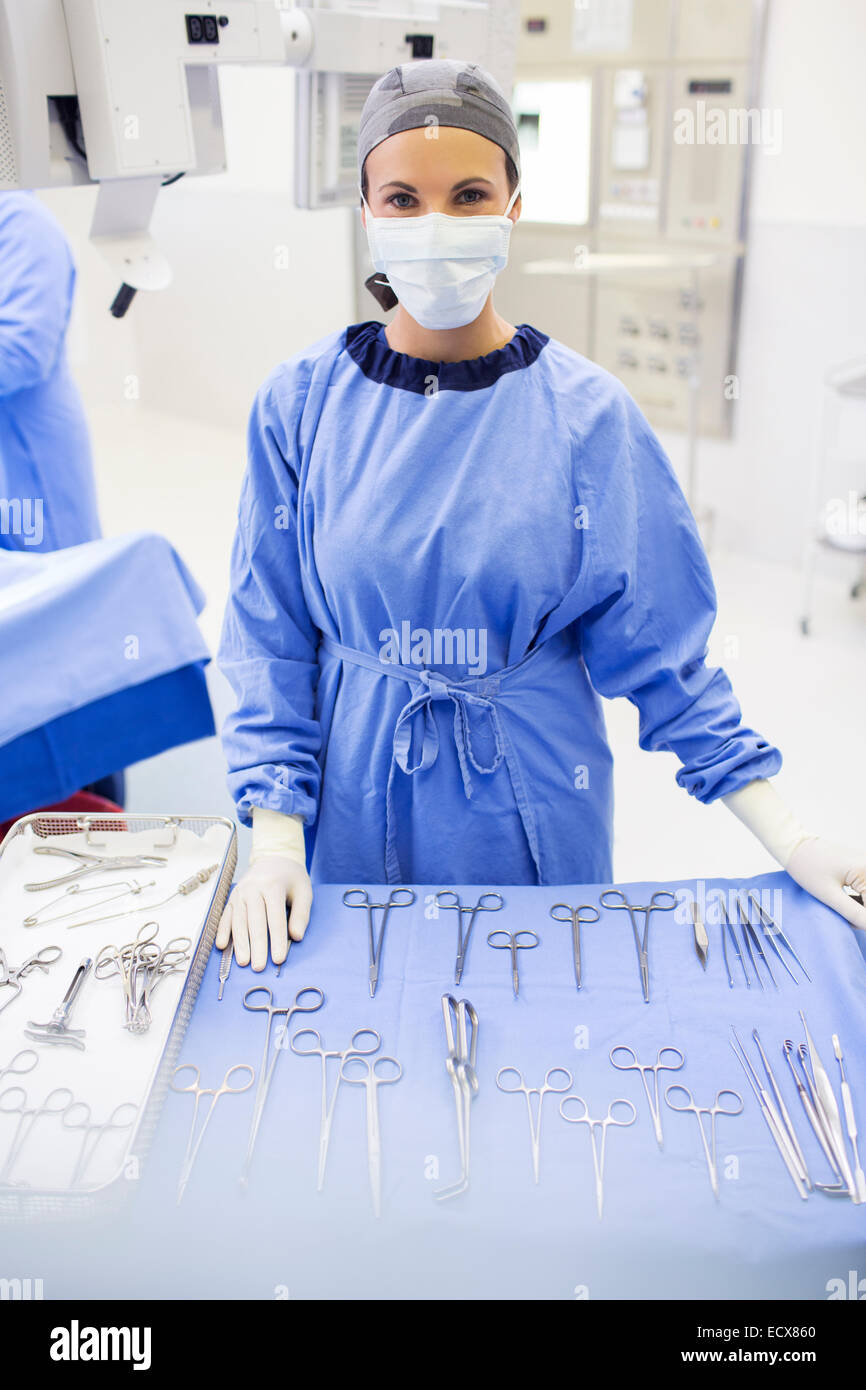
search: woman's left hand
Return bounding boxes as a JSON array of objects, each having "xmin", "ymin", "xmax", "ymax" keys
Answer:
[{"xmin": 786, "ymin": 837, "xmax": 866, "ymax": 930}]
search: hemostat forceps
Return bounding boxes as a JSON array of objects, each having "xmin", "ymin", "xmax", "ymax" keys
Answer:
[
  {"xmin": 342, "ymin": 889, "xmax": 416, "ymax": 997},
  {"xmin": 548, "ymin": 902, "xmax": 599, "ymax": 990},
  {"xmin": 434, "ymin": 891, "xmax": 503, "ymax": 985},
  {"xmin": 609, "ymin": 1044, "xmax": 684, "ymax": 1147},
  {"xmin": 559, "ymin": 1093, "xmax": 636, "ymax": 1219},
  {"xmin": 496, "ymin": 1065, "xmax": 573, "ymax": 1183},
  {"xmin": 598, "ymin": 888, "xmax": 677, "ymax": 1003}
]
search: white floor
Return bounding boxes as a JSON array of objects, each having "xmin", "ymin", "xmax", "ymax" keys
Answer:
[{"xmin": 88, "ymin": 401, "xmax": 866, "ymax": 882}]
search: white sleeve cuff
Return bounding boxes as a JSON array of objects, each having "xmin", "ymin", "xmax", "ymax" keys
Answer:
[{"xmin": 250, "ymin": 806, "xmax": 308, "ymax": 869}]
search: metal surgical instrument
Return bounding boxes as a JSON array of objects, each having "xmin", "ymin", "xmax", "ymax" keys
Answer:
[
  {"xmin": 291, "ymin": 1026, "xmax": 381, "ymax": 1190},
  {"xmin": 435, "ymin": 994, "xmax": 479, "ymax": 1200},
  {"xmin": 0, "ymin": 945, "xmax": 62, "ymax": 1015},
  {"xmin": 737, "ymin": 894, "xmax": 798, "ymax": 985},
  {"xmin": 217, "ymin": 944, "xmax": 232, "ymax": 1002},
  {"xmin": 784, "ymin": 1040, "xmax": 843, "ymax": 1186},
  {"xmin": 487, "ymin": 930, "xmax": 539, "ymax": 997},
  {"xmin": 240, "ymin": 985, "xmax": 325, "ymax": 1187},
  {"xmin": 24, "ymin": 845, "xmax": 167, "ymax": 892},
  {"xmin": 496, "ymin": 1066, "xmax": 573, "ymax": 1183},
  {"xmin": 342, "ymin": 888, "xmax": 416, "ymax": 997},
  {"xmin": 95, "ymin": 924, "xmax": 191, "ymax": 1034},
  {"xmin": 24, "ymin": 957, "xmax": 92, "ymax": 1050},
  {"xmin": 609, "ymin": 1044, "xmax": 684, "ymax": 1147},
  {"xmin": 62, "ymin": 1101, "xmax": 139, "ymax": 1188},
  {"xmin": 171, "ymin": 1063, "xmax": 255, "ymax": 1204},
  {"xmin": 729, "ymin": 1030, "xmax": 809, "ymax": 1199},
  {"xmin": 746, "ymin": 892, "xmax": 810, "ymax": 982},
  {"xmin": 22, "ymin": 879, "xmax": 155, "ymax": 929},
  {"xmin": 0, "ymin": 1085, "xmax": 76, "ymax": 1184},
  {"xmin": 690, "ymin": 901, "xmax": 709, "ymax": 970},
  {"xmin": 719, "ymin": 902, "xmax": 748, "ymax": 986},
  {"xmin": 559, "ymin": 1093, "xmax": 636, "ymax": 1218},
  {"xmin": 736, "ymin": 900, "xmax": 776, "ymax": 989},
  {"xmin": 42, "ymin": 865, "xmax": 219, "ymax": 932},
  {"xmin": 0, "ymin": 1051, "xmax": 39, "ymax": 1089},
  {"xmin": 800, "ymin": 1011, "xmax": 857, "ymax": 1200},
  {"xmin": 339, "ymin": 1051, "xmax": 403, "ymax": 1218},
  {"xmin": 598, "ymin": 888, "xmax": 677, "ymax": 1003},
  {"xmin": 664, "ymin": 1083, "xmax": 743, "ymax": 1198},
  {"xmin": 832, "ymin": 1033, "xmax": 866, "ymax": 1204},
  {"xmin": 719, "ymin": 915, "xmax": 734, "ymax": 988},
  {"xmin": 548, "ymin": 902, "xmax": 599, "ymax": 990},
  {"xmin": 434, "ymin": 891, "xmax": 503, "ymax": 984}
]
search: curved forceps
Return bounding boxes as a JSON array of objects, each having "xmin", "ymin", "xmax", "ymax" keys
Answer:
[
  {"xmin": 487, "ymin": 930, "xmax": 539, "ymax": 998},
  {"xmin": 170, "ymin": 1063, "xmax": 255, "ymax": 1203},
  {"xmin": 0, "ymin": 1084, "xmax": 76, "ymax": 1184},
  {"xmin": 342, "ymin": 888, "xmax": 416, "ymax": 997},
  {"xmin": 609, "ymin": 1044, "xmax": 685, "ymax": 1147},
  {"xmin": 665, "ymin": 1083, "xmax": 744, "ymax": 1198},
  {"xmin": 599, "ymin": 889, "xmax": 677, "ymax": 1003},
  {"xmin": 549, "ymin": 902, "xmax": 600, "ymax": 990},
  {"xmin": 290, "ymin": 1026, "xmax": 381, "ymax": 1190},
  {"xmin": 434, "ymin": 891, "xmax": 503, "ymax": 985},
  {"xmin": 240, "ymin": 985, "xmax": 325, "ymax": 1186},
  {"xmin": 559, "ymin": 1093, "xmax": 637, "ymax": 1218},
  {"xmin": 496, "ymin": 1066, "xmax": 573, "ymax": 1183},
  {"xmin": 339, "ymin": 1052, "xmax": 403, "ymax": 1218}
]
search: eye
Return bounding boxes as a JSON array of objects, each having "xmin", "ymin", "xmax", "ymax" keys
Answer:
[
  {"xmin": 455, "ymin": 188, "xmax": 488, "ymax": 206},
  {"xmin": 385, "ymin": 192, "xmax": 417, "ymax": 210}
]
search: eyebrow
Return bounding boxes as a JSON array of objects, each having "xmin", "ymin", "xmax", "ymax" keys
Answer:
[{"xmin": 376, "ymin": 176, "xmax": 496, "ymax": 193}]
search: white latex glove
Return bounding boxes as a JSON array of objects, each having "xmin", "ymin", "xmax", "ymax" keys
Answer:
[
  {"xmin": 785, "ymin": 838, "xmax": 866, "ymax": 932},
  {"xmin": 216, "ymin": 856, "xmax": 313, "ymax": 971}
]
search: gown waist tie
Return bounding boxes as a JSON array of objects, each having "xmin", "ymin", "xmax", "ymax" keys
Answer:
[{"xmin": 319, "ymin": 634, "xmax": 544, "ymax": 885}]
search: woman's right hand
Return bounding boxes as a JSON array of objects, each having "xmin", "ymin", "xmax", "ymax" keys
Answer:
[{"xmin": 216, "ymin": 855, "xmax": 313, "ymax": 972}]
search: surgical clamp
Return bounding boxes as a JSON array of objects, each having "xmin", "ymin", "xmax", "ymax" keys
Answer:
[
  {"xmin": 434, "ymin": 891, "xmax": 503, "ymax": 984},
  {"xmin": 559, "ymin": 1093, "xmax": 636, "ymax": 1219},
  {"xmin": 0, "ymin": 1086, "xmax": 76, "ymax": 1184},
  {"xmin": 24, "ymin": 957, "xmax": 92, "ymax": 1050},
  {"xmin": 598, "ymin": 888, "xmax": 677, "ymax": 1003},
  {"xmin": 496, "ymin": 1066, "xmax": 573, "ymax": 1183},
  {"xmin": 342, "ymin": 888, "xmax": 416, "ymax": 997},
  {"xmin": 0, "ymin": 945, "xmax": 62, "ymax": 1015},
  {"xmin": 61, "ymin": 1101, "xmax": 139, "ymax": 1188},
  {"xmin": 487, "ymin": 930, "xmax": 539, "ymax": 997},
  {"xmin": 24, "ymin": 846, "xmax": 167, "ymax": 892},
  {"xmin": 240, "ymin": 985, "xmax": 325, "ymax": 1186},
  {"xmin": 171, "ymin": 1063, "xmax": 255, "ymax": 1204},
  {"xmin": 291, "ymin": 1026, "xmax": 381, "ymax": 1190},
  {"xmin": 549, "ymin": 902, "xmax": 599, "ymax": 990},
  {"xmin": 609, "ymin": 1044, "xmax": 684, "ymax": 1148},
  {"xmin": 665, "ymin": 1083, "xmax": 743, "ymax": 1199},
  {"xmin": 340, "ymin": 1050, "xmax": 403, "ymax": 1218},
  {"xmin": 435, "ymin": 994, "xmax": 479, "ymax": 1200}
]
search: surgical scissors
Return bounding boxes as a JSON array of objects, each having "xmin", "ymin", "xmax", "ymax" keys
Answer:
[
  {"xmin": 598, "ymin": 888, "xmax": 677, "ymax": 1003},
  {"xmin": 171, "ymin": 1063, "xmax": 255, "ymax": 1203},
  {"xmin": 240, "ymin": 985, "xmax": 325, "ymax": 1186},
  {"xmin": 496, "ymin": 1066, "xmax": 573, "ymax": 1183},
  {"xmin": 435, "ymin": 994, "xmax": 479, "ymax": 1200},
  {"xmin": 609, "ymin": 1044, "xmax": 684, "ymax": 1147},
  {"xmin": 24, "ymin": 845, "xmax": 167, "ymax": 892},
  {"xmin": 0, "ymin": 945, "xmax": 63, "ymax": 1015},
  {"xmin": 0, "ymin": 1085, "xmax": 76, "ymax": 1184},
  {"xmin": 339, "ymin": 1051, "xmax": 403, "ymax": 1217},
  {"xmin": 559, "ymin": 1093, "xmax": 637, "ymax": 1218},
  {"xmin": 342, "ymin": 888, "xmax": 416, "ymax": 997},
  {"xmin": 61, "ymin": 1100, "xmax": 139, "ymax": 1188},
  {"xmin": 487, "ymin": 930, "xmax": 539, "ymax": 997},
  {"xmin": 664, "ymin": 1083, "xmax": 744, "ymax": 1198},
  {"xmin": 434, "ymin": 891, "xmax": 503, "ymax": 984},
  {"xmin": 291, "ymin": 1026, "xmax": 381, "ymax": 1190},
  {"xmin": 548, "ymin": 902, "xmax": 600, "ymax": 990}
]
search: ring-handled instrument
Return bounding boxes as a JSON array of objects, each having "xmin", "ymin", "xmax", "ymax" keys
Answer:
[
  {"xmin": 24, "ymin": 957, "xmax": 92, "ymax": 1050},
  {"xmin": 170, "ymin": 1063, "xmax": 255, "ymax": 1204},
  {"xmin": 598, "ymin": 888, "xmax": 677, "ymax": 1003},
  {"xmin": 435, "ymin": 994, "xmax": 479, "ymax": 1200},
  {"xmin": 24, "ymin": 845, "xmax": 167, "ymax": 892},
  {"xmin": 0, "ymin": 944, "xmax": 63, "ymax": 1016},
  {"xmin": 0, "ymin": 1050, "xmax": 39, "ymax": 1089},
  {"xmin": 339, "ymin": 1051, "xmax": 403, "ymax": 1218},
  {"xmin": 342, "ymin": 888, "xmax": 416, "ymax": 997},
  {"xmin": 0, "ymin": 1085, "xmax": 76, "ymax": 1184},
  {"xmin": 291, "ymin": 1026, "xmax": 381, "ymax": 1190},
  {"xmin": 664, "ymin": 1083, "xmax": 743, "ymax": 1198},
  {"xmin": 548, "ymin": 902, "xmax": 599, "ymax": 990},
  {"xmin": 609, "ymin": 1044, "xmax": 684, "ymax": 1147},
  {"xmin": 729, "ymin": 1029, "xmax": 809, "ymax": 1199},
  {"xmin": 240, "ymin": 984, "xmax": 325, "ymax": 1187},
  {"xmin": 496, "ymin": 1066, "xmax": 572, "ymax": 1183},
  {"xmin": 559, "ymin": 1093, "xmax": 636, "ymax": 1218},
  {"xmin": 61, "ymin": 1100, "xmax": 139, "ymax": 1188},
  {"xmin": 487, "ymin": 930, "xmax": 539, "ymax": 998},
  {"xmin": 434, "ymin": 890, "xmax": 502, "ymax": 984}
]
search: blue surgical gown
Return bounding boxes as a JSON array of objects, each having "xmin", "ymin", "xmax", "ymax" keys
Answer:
[
  {"xmin": 0, "ymin": 192, "xmax": 100, "ymax": 552},
  {"xmin": 219, "ymin": 321, "xmax": 782, "ymax": 885}
]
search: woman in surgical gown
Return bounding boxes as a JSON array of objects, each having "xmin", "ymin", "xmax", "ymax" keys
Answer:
[{"xmin": 218, "ymin": 60, "xmax": 866, "ymax": 970}]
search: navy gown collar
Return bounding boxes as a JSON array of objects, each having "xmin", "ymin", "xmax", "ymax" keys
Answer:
[{"xmin": 345, "ymin": 320, "xmax": 549, "ymax": 394}]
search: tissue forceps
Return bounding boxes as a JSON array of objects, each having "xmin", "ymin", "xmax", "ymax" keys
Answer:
[
  {"xmin": 434, "ymin": 891, "xmax": 503, "ymax": 984},
  {"xmin": 240, "ymin": 985, "xmax": 325, "ymax": 1186},
  {"xmin": 496, "ymin": 1066, "xmax": 573, "ymax": 1183},
  {"xmin": 549, "ymin": 902, "xmax": 600, "ymax": 990},
  {"xmin": 342, "ymin": 888, "xmax": 416, "ymax": 997},
  {"xmin": 24, "ymin": 846, "xmax": 167, "ymax": 892},
  {"xmin": 665, "ymin": 1084, "xmax": 743, "ymax": 1198},
  {"xmin": 290, "ymin": 1026, "xmax": 381, "ymax": 1190},
  {"xmin": 559, "ymin": 1093, "xmax": 637, "ymax": 1218},
  {"xmin": 598, "ymin": 889, "xmax": 677, "ymax": 1003},
  {"xmin": 609, "ymin": 1044, "xmax": 684, "ymax": 1147}
]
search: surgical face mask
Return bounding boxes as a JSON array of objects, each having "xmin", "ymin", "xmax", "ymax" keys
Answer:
[{"xmin": 361, "ymin": 185, "xmax": 520, "ymax": 331}]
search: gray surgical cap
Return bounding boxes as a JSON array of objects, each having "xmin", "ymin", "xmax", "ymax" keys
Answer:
[{"xmin": 358, "ymin": 59, "xmax": 521, "ymax": 183}]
